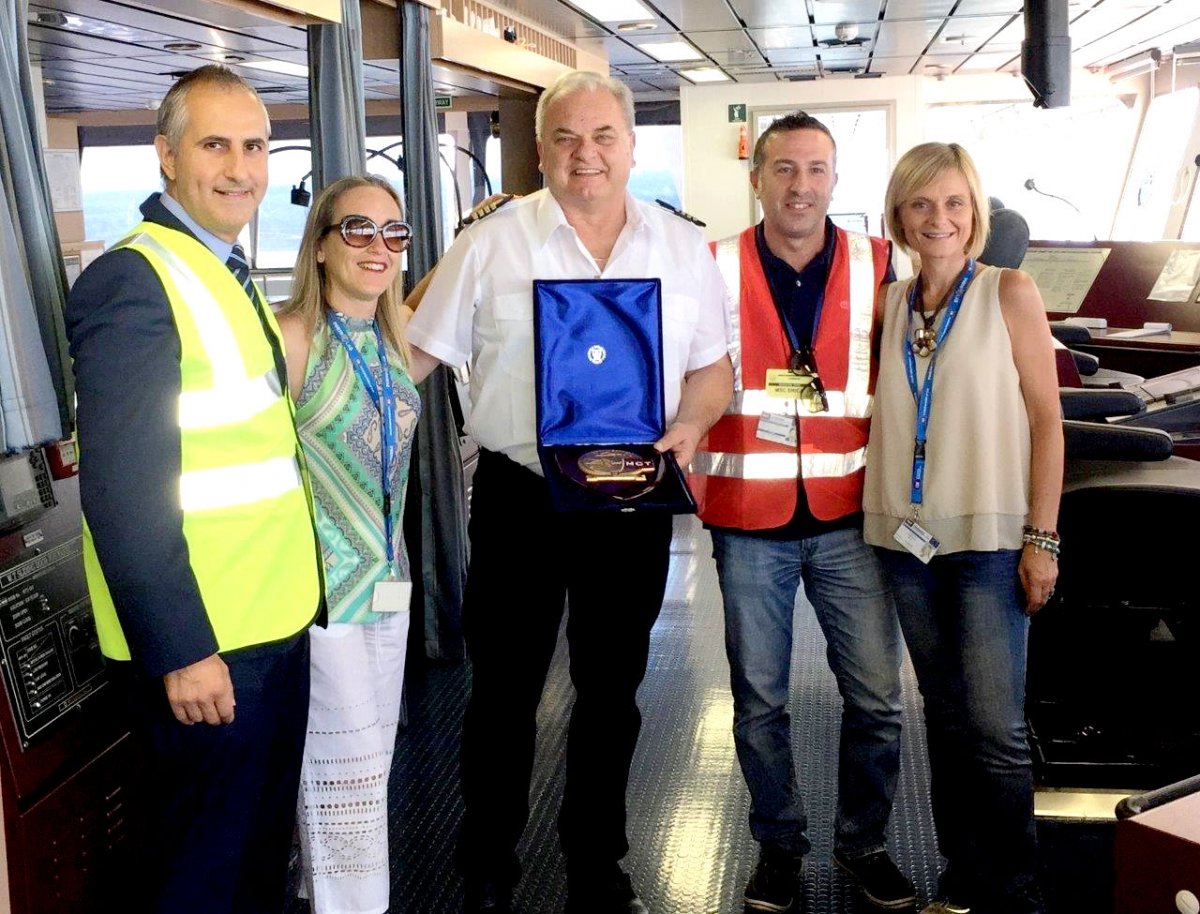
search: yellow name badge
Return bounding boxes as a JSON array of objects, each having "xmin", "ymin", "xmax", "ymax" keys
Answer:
[{"xmin": 765, "ymin": 368, "xmax": 816, "ymax": 398}]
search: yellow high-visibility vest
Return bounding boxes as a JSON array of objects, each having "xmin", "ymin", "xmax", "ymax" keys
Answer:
[{"xmin": 82, "ymin": 221, "xmax": 321, "ymax": 662}]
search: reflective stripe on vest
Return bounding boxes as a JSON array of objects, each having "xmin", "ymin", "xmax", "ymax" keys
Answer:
[
  {"xmin": 122, "ymin": 230, "xmax": 300, "ymax": 505},
  {"xmin": 692, "ymin": 446, "xmax": 867, "ymax": 480},
  {"xmin": 713, "ymin": 231, "xmax": 876, "ymax": 419},
  {"xmin": 714, "ymin": 236, "xmax": 743, "ymax": 390},
  {"xmin": 728, "ymin": 388, "xmax": 872, "ymax": 419},
  {"xmin": 842, "ymin": 232, "xmax": 876, "ymax": 415},
  {"xmin": 180, "ymin": 455, "xmax": 303, "ymax": 512}
]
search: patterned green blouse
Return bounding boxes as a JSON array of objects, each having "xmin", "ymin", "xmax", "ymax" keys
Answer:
[{"xmin": 296, "ymin": 314, "xmax": 421, "ymax": 624}]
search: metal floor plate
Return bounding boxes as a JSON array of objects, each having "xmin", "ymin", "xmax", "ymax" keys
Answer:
[{"xmin": 290, "ymin": 515, "xmax": 944, "ymax": 914}]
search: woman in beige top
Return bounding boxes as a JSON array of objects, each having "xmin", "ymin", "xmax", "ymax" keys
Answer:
[{"xmin": 862, "ymin": 143, "xmax": 1063, "ymax": 914}]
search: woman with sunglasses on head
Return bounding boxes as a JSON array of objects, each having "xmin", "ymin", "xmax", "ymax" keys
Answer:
[
  {"xmin": 275, "ymin": 174, "xmax": 421, "ymax": 914},
  {"xmin": 862, "ymin": 143, "xmax": 1062, "ymax": 914}
]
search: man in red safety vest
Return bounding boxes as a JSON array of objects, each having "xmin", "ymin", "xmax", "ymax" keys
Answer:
[{"xmin": 690, "ymin": 111, "xmax": 914, "ymax": 914}]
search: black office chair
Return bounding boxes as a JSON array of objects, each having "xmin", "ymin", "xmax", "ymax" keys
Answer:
[
  {"xmin": 1027, "ymin": 412, "xmax": 1200, "ymax": 789},
  {"xmin": 979, "ymin": 203, "xmax": 1031, "ymax": 270}
]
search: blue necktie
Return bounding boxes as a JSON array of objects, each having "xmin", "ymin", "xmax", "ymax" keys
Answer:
[
  {"xmin": 226, "ymin": 243, "xmax": 258, "ymax": 304},
  {"xmin": 226, "ymin": 243, "xmax": 287, "ymax": 385}
]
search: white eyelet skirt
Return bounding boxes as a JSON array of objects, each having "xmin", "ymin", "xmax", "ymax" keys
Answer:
[{"xmin": 296, "ymin": 612, "xmax": 410, "ymax": 914}]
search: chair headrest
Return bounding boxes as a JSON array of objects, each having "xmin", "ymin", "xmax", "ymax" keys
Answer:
[{"xmin": 979, "ymin": 207, "xmax": 1030, "ymax": 269}]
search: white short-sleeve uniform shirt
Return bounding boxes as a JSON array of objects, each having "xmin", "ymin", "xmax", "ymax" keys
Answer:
[{"xmin": 406, "ymin": 189, "xmax": 730, "ymax": 471}]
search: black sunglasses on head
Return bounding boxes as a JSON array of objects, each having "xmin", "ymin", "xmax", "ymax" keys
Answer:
[
  {"xmin": 788, "ymin": 348, "xmax": 829, "ymax": 414},
  {"xmin": 321, "ymin": 215, "xmax": 413, "ymax": 253}
]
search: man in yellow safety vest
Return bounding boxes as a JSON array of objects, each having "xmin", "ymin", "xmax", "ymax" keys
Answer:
[{"xmin": 67, "ymin": 64, "xmax": 323, "ymax": 914}]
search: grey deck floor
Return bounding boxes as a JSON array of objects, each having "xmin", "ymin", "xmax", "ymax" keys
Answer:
[{"xmin": 289, "ymin": 515, "xmax": 1103, "ymax": 914}]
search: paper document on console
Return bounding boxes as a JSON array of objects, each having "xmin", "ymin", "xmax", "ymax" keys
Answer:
[{"xmin": 1148, "ymin": 249, "xmax": 1200, "ymax": 302}]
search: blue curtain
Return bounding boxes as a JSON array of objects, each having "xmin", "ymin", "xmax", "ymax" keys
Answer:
[{"xmin": 0, "ymin": 0, "xmax": 71, "ymax": 449}]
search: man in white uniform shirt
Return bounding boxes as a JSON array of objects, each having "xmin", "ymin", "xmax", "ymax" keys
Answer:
[{"xmin": 407, "ymin": 71, "xmax": 732, "ymax": 914}]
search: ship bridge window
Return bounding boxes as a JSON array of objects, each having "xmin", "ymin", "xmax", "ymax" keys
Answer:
[
  {"xmin": 628, "ymin": 124, "xmax": 684, "ymax": 210},
  {"xmin": 79, "ymin": 144, "xmax": 161, "ymax": 252},
  {"xmin": 925, "ymin": 96, "xmax": 1139, "ymax": 243},
  {"xmin": 1113, "ymin": 87, "xmax": 1200, "ymax": 240},
  {"xmin": 256, "ymin": 140, "xmax": 312, "ymax": 270}
]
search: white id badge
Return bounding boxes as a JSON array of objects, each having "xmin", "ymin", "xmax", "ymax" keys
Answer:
[
  {"xmin": 894, "ymin": 519, "xmax": 940, "ymax": 564},
  {"xmin": 372, "ymin": 579, "xmax": 412, "ymax": 614},
  {"xmin": 756, "ymin": 412, "xmax": 797, "ymax": 446}
]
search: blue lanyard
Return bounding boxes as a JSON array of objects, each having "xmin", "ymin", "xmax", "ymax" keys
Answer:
[
  {"xmin": 327, "ymin": 312, "xmax": 398, "ymax": 571},
  {"xmin": 902, "ymin": 260, "xmax": 975, "ymax": 509}
]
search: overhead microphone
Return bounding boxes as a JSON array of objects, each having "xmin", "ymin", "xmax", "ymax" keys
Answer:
[{"xmin": 1024, "ymin": 177, "xmax": 1096, "ymax": 238}]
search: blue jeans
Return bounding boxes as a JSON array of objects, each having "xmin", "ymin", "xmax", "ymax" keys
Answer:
[
  {"xmin": 876, "ymin": 548, "xmax": 1043, "ymax": 914},
  {"xmin": 711, "ymin": 526, "xmax": 903, "ymax": 858}
]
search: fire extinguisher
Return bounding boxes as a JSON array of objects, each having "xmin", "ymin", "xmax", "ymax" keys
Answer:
[{"xmin": 737, "ymin": 124, "xmax": 749, "ymax": 160}]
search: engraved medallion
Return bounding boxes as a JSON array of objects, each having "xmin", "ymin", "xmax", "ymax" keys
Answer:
[
  {"xmin": 577, "ymin": 448, "xmax": 656, "ymax": 482},
  {"xmin": 557, "ymin": 446, "xmax": 665, "ymax": 501}
]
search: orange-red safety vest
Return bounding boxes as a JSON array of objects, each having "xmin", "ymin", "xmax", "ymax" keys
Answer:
[{"xmin": 691, "ymin": 225, "xmax": 890, "ymax": 530}]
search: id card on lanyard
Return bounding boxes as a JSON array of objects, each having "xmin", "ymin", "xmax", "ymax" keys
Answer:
[
  {"xmin": 327, "ymin": 313, "xmax": 410, "ymax": 612},
  {"xmin": 756, "ymin": 266, "xmax": 824, "ymax": 446},
  {"xmin": 894, "ymin": 261, "xmax": 975, "ymax": 563}
]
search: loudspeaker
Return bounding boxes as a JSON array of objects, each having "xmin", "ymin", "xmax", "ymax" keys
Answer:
[{"xmin": 1022, "ymin": 0, "xmax": 1071, "ymax": 108}]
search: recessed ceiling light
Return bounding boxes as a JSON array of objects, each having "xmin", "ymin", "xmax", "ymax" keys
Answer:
[
  {"xmin": 679, "ymin": 67, "xmax": 730, "ymax": 83},
  {"xmin": 164, "ymin": 41, "xmax": 202, "ymax": 52},
  {"xmin": 617, "ymin": 21, "xmax": 657, "ymax": 32},
  {"xmin": 637, "ymin": 40, "xmax": 703, "ymax": 62},
  {"xmin": 567, "ymin": 0, "xmax": 655, "ymax": 23},
  {"xmin": 238, "ymin": 59, "xmax": 310, "ymax": 78}
]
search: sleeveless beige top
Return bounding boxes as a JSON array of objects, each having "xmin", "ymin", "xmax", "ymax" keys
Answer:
[{"xmin": 863, "ymin": 264, "xmax": 1031, "ymax": 554}]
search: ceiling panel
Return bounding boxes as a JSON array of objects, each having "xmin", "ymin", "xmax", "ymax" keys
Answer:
[
  {"xmin": 688, "ymin": 28, "xmax": 761, "ymax": 56},
  {"xmin": 953, "ymin": 0, "xmax": 1022, "ymax": 15},
  {"xmin": 640, "ymin": 0, "xmax": 740, "ymax": 31},
  {"xmin": 602, "ymin": 37, "xmax": 659, "ymax": 66},
  {"xmin": 875, "ymin": 19, "xmax": 944, "ymax": 56},
  {"xmin": 939, "ymin": 15, "xmax": 1016, "ymax": 48},
  {"xmin": 884, "ymin": 0, "xmax": 956, "ymax": 16},
  {"xmin": 818, "ymin": 46, "xmax": 873, "ymax": 67},
  {"xmin": 729, "ymin": 70, "xmax": 786, "ymax": 83},
  {"xmin": 21, "ymin": 0, "xmax": 1200, "ymax": 113},
  {"xmin": 749, "ymin": 25, "xmax": 815, "ymax": 51},
  {"xmin": 1076, "ymin": 6, "xmax": 1200, "ymax": 63},
  {"xmin": 985, "ymin": 17, "xmax": 1026, "ymax": 50},
  {"xmin": 957, "ymin": 51, "xmax": 1022, "ymax": 71},
  {"xmin": 728, "ymin": 0, "xmax": 813, "ymax": 29},
  {"xmin": 703, "ymin": 47, "xmax": 771, "ymax": 68},
  {"xmin": 760, "ymin": 47, "xmax": 820, "ymax": 66},
  {"xmin": 870, "ymin": 53, "xmax": 924, "ymax": 74},
  {"xmin": 806, "ymin": 1, "xmax": 886, "ymax": 28}
]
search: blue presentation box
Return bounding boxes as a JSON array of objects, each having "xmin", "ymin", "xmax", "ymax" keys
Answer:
[{"xmin": 533, "ymin": 278, "xmax": 696, "ymax": 514}]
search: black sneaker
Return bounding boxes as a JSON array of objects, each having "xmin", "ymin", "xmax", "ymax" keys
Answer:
[
  {"xmin": 833, "ymin": 849, "xmax": 916, "ymax": 910},
  {"xmin": 744, "ymin": 847, "xmax": 803, "ymax": 913},
  {"xmin": 564, "ymin": 867, "xmax": 647, "ymax": 914}
]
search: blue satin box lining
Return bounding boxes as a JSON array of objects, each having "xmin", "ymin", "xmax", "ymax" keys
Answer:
[
  {"xmin": 532, "ymin": 278, "xmax": 695, "ymax": 514},
  {"xmin": 534, "ymin": 278, "xmax": 665, "ymax": 447}
]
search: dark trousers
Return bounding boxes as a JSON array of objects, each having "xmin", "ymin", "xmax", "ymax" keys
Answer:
[
  {"xmin": 121, "ymin": 634, "xmax": 311, "ymax": 914},
  {"xmin": 457, "ymin": 449, "xmax": 673, "ymax": 889}
]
